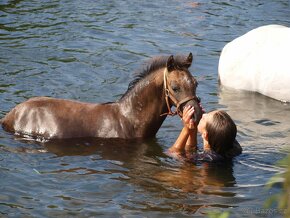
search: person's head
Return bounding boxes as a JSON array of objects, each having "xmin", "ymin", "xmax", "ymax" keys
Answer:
[{"xmin": 197, "ymin": 110, "xmax": 237, "ymax": 156}]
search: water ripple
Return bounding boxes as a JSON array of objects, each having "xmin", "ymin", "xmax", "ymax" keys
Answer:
[{"xmin": 1, "ymin": 0, "xmax": 290, "ymax": 216}]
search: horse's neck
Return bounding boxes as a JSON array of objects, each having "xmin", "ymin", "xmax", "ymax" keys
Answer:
[{"xmin": 118, "ymin": 69, "xmax": 168, "ymax": 137}]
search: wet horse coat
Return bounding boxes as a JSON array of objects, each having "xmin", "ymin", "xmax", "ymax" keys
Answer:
[{"xmin": 1, "ymin": 54, "xmax": 202, "ymax": 140}]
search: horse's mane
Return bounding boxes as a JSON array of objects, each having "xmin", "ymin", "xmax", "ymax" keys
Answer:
[{"xmin": 120, "ymin": 55, "xmax": 188, "ymax": 99}]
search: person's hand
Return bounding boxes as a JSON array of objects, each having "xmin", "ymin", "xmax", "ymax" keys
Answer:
[{"xmin": 182, "ymin": 105, "xmax": 196, "ymax": 131}]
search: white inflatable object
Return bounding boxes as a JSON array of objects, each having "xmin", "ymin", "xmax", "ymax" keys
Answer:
[{"xmin": 218, "ymin": 24, "xmax": 290, "ymax": 102}]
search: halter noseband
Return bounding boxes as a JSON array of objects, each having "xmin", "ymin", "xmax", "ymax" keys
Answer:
[{"xmin": 160, "ymin": 68, "xmax": 199, "ymax": 118}]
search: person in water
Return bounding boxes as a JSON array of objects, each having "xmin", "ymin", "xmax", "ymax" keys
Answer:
[{"xmin": 168, "ymin": 105, "xmax": 242, "ymax": 162}]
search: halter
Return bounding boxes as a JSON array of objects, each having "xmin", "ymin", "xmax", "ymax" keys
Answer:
[{"xmin": 160, "ymin": 68, "xmax": 199, "ymax": 118}]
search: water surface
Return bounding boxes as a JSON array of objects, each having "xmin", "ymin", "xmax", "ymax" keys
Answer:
[{"xmin": 1, "ymin": 0, "xmax": 290, "ymax": 217}]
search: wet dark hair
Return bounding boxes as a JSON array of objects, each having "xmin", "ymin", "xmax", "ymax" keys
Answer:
[{"xmin": 206, "ymin": 110, "xmax": 237, "ymax": 157}]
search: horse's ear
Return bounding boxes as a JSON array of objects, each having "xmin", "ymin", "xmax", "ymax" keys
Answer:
[
  {"xmin": 184, "ymin": 52, "xmax": 193, "ymax": 68},
  {"xmin": 166, "ymin": 55, "xmax": 175, "ymax": 72}
]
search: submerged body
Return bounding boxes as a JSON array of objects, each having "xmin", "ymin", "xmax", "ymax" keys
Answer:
[
  {"xmin": 1, "ymin": 54, "xmax": 202, "ymax": 140},
  {"xmin": 168, "ymin": 106, "xmax": 241, "ymax": 163},
  {"xmin": 2, "ymin": 97, "xmax": 134, "ymax": 139}
]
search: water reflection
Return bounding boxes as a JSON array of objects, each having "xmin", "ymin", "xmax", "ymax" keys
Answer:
[
  {"xmin": 218, "ymin": 87, "xmax": 289, "ymax": 191},
  {"xmin": 153, "ymin": 161, "xmax": 236, "ymax": 193},
  {"xmin": 1, "ymin": 0, "xmax": 290, "ymax": 216},
  {"xmin": 123, "ymin": 155, "xmax": 237, "ymax": 214},
  {"xmin": 218, "ymin": 87, "xmax": 290, "ymax": 150},
  {"xmin": 2, "ymin": 135, "xmax": 238, "ymax": 215}
]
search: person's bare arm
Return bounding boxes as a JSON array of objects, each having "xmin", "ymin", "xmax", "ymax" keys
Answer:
[
  {"xmin": 168, "ymin": 106, "xmax": 195, "ymax": 155},
  {"xmin": 185, "ymin": 128, "xmax": 197, "ymax": 154},
  {"xmin": 185, "ymin": 102, "xmax": 205, "ymax": 155},
  {"xmin": 168, "ymin": 127, "xmax": 190, "ymax": 154}
]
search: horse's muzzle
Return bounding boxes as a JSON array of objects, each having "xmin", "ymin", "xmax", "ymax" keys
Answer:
[{"xmin": 181, "ymin": 97, "xmax": 202, "ymax": 123}]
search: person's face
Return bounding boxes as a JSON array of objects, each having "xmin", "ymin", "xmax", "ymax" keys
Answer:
[{"xmin": 197, "ymin": 110, "xmax": 216, "ymax": 134}]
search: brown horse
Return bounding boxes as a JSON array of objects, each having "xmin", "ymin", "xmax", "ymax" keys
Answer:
[{"xmin": 1, "ymin": 53, "xmax": 202, "ymax": 140}]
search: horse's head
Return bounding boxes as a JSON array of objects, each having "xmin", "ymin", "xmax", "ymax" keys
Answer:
[{"xmin": 162, "ymin": 53, "xmax": 202, "ymax": 123}]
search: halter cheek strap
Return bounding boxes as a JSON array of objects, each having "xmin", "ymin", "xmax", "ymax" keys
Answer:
[{"xmin": 160, "ymin": 68, "xmax": 198, "ymax": 118}]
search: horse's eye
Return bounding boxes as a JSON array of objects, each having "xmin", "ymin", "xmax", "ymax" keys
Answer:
[{"xmin": 172, "ymin": 86, "xmax": 180, "ymax": 92}]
